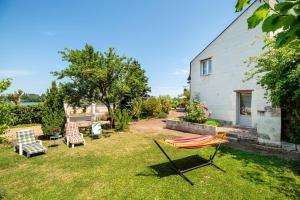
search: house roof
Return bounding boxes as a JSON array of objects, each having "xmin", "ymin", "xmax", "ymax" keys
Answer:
[{"xmin": 187, "ymin": 0, "xmax": 258, "ymax": 82}]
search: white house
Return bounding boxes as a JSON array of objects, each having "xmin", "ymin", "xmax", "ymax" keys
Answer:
[{"xmin": 188, "ymin": 1, "xmax": 281, "ymax": 146}]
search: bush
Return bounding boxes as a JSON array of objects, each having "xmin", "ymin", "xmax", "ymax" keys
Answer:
[
  {"xmin": 101, "ymin": 123, "xmax": 110, "ymax": 130},
  {"xmin": 42, "ymin": 82, "xmax": 66, "ymax": 136},
  {"xmin": 287, "ymin": 121, "xmax": 300, "ymax": 145},
  {"xmin": 171, "ymin": 98, "xmax": 180, "ymax": 109},
  {"xmin": 142, "ymin": 97, "xmax": 162, "ymax": 117},
  {"xmin": 157, "ymin": 111, "xmax": 167, "ymax": 119},
  {"xmin": 203, "ymin": 119, "xmax": 223, "ymax": 127},
  {"xmin": 158, "ymin": 95, "xmax": 172, "ymax": 114},
  {"xmin": 184, "ymin": 101, "xmax": 209, "ymax": 123},
  {"xmin": 9, "ymin": 104, "xmax": 44, "ymax": 125},
  {"xmin": 114, "ymin": 109, "xmax": 132, "ymax": 131},
  {"xmin": 0, "ymin": 104, "xmax": 14, "ymax": 135},
  {"xmin": 130, "ymin": 97, "xmax": 143, "ymax": 120}
]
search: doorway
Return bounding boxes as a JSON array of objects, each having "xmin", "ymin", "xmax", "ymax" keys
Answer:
[{"xmin": 238, "ymin": 92, "xmax": 252, "ymax": 127}]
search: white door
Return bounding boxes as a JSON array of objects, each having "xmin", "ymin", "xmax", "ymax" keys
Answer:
[{"xmin": 238, "ymin": 92, "xmax": 252, "ymax": 127}]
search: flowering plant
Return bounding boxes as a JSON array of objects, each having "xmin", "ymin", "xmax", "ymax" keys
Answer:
[{"xmin": 52, "ymin": 127, "xmax": 61, "ymax": 133}]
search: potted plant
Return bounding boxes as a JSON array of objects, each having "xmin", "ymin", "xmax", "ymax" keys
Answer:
[{"xmin": 52, "ymin": 127, "xmax": 61, "ymax": 137}]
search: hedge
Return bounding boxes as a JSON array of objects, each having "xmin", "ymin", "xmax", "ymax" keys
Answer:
[{"xmin": 9, "ymin": 104, "xmax": 44, "ymax": 125}]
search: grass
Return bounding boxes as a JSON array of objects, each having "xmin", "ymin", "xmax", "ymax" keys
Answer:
[
  {"xmin": 11, "ymin": 123, "xmax": 41, "ymax": 128},
  {"xmin": 203, "ymin": 119, "xmax": 223, "ymax": 127},
  {"xmin": 0, "ymin": 132, "xmax": 299, "ymax": 200}
]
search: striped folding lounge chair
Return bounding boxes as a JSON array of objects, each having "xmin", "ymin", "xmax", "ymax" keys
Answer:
[
  {"xmin": 65, "ymin": 122, "xmax": 86, "ymax": 148},
  {"xmin": 14, "ymin": 129, "xmax": 47, "ymax": 158},
  {"xmin": 153, "ymin": 132, "xmax": 228, "ymax": 185}
]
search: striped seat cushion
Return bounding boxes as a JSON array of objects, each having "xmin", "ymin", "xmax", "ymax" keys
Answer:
[
  {"xmin": 16, "ymin": 129, "xmax": 36, "ymax": 145},
  {"xmin": 22, "ymin": 143, "xmax": 46, "ymax": 154},
  {"xmin": 163, "ymin": 133, "xmax": 228, "ymax": 149},
  {"xmin": 68, "ymin": 135, "xmax": 84, "ymax": 144}
]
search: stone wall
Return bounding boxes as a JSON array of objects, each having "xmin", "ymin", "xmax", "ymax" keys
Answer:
[
  {"xmin": 166, "ymin": 120, "xmax": 216, "ymax": 135},
  {"xmin": 257, "ymin": 107, "xmax": 281, "ymax": 147}
]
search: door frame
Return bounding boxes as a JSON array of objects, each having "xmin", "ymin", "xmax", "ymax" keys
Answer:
[{"xmin": 234, "ymin": 90, "xmax": 253, "ymax": 127}]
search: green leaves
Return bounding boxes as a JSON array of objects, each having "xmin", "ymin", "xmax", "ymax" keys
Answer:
[
  {"xmin": 247, "ymin": 3, "xmax": 270, "ymax": 29},
  {"xmin": 275, "ymin": 1, "xmax": 297, "ymax": 14},
  {"xmin": 0, "ymin": 79, "xmax": 11, "ymax": 94},
  {"xmin": 236, "ymin": 0, "xmax": 300, "ymax": 47},
  {"xmin": 54, "ymin": 44, "xmax": 150, "ymax": 127},
  {"xmin": 235, "ymin": 0, "xmax": 251, "ymax": 12},
  {"xmin": 275, "ymin": 23, "xmax": 300, "ymax": 46},
  {"xmin": 114, "ymin": 109, "xmax": 131, "ymax": 131},
  {"xmin": 42, "ymin": 81, "xmax": 66, "ymax": 135},
  {"xmin": 262, "ymin": 14, "xmax": 296, "ymax": 32}
]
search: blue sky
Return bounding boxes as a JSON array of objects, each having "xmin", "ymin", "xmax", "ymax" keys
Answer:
[{"xmin": 0, "ymin": 0, "xmax": 239, "ymax": 97}]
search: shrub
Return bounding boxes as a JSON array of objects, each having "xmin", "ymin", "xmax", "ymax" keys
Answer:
[
  {"xmin": 114, "ymin": 109, "xmax": 132, "ymax": 131},
  {"xmin": 157, "ymin": 111, "xmax": 167, "ymax": 119},
  {"xmin": 142, "ymin": 97, "xmax": 162, "ymax": 117},
  {"xmin": 203, "ymin": 119, "xmax": 223, "ymax": 127},
  {"xmin": 184, "ymin": 101, "xmax": 209, "ymax": 123},
  {"xmin": 158, "ymin": 95, "xmax": 172, "ymax": 114},
  {"xmin": 171, "ymin": 98, "xmax": 180, "ymax": 109},
  {"xmin": 9, "ymin": 104, "xmax": 44, "ymax": 125},
  {"xmin": 130, "ymin": 97, "xmax": 143, "ymax": 120},
  {"xmin": 101, "ymin": 123, "xmax": 110, "ymax": 130},
  {"xmin": 0, "ymin": 104, "xmax": 14, "ymax": 135},
  {"xmin": 42, "ymin": 82, "xmax": 66, "ymax": 136}
]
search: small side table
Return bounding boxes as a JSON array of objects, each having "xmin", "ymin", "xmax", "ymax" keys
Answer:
[{"xmin": 49, "ymin": 133, "xmax": 62, "ymax": 147}]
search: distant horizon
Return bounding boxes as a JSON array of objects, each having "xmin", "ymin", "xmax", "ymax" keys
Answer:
[{"xmin": 0, "ymin": 0, "xmax": 239, "ymax": 97}]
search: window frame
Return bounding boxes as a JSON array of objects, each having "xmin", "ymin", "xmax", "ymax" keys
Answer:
[{"xmin": 200, "ymin": 58, "xmax": 212, "ymax": 76}]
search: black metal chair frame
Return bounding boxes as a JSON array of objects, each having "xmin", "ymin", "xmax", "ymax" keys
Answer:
[{"xmin": 153, "ymin": 139, "xmax": 225, "ymax": 185}]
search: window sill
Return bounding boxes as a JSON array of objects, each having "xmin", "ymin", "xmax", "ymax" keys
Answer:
[{"xmin": 200, "ymin": 73, "xmax": 212, "ymax": 76}]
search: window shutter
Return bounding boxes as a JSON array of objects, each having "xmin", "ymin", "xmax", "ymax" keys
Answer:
[{"xmin": 200, "ymin": 62, "xmax": 203, "ymax": 76}]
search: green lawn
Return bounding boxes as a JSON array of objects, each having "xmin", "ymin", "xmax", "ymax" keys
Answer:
[{"xmin": 0, "ymin": 132, "xmax": 299, "ymax": 200}]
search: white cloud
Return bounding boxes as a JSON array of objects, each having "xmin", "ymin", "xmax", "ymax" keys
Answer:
[
  {"xmin": 172, "ymin": 68, "xmax": 189, "ymax": 76},
  {"xmin": 0, "ymin": 69, "xmax": 33, "ymax": 77}
]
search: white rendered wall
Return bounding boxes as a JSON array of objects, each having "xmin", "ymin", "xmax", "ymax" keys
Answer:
[{"xmin": 190, "ymin": 1, "xmax": 271, "ymax": 127}]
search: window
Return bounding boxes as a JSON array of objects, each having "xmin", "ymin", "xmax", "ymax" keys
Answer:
[{"xmin": 200, "ymin": 58, "xmax": 212, "ymax": 76}]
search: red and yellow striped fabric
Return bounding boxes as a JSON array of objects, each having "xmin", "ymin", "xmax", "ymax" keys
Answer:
[{"xmin": 162, "ymin": 133, "xmax": 227, "ymax": 149}]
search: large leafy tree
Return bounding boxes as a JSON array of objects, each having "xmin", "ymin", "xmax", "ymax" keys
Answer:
[
  {"xmin": 246, "ymin": 39, "xmax": 300, "ymax": 142},
  {"xmin": 53, "ymin": 44, "xmax": 150, "ymax": 126},
  {"xmin": 235, "ymin": 0, "xmax": 300, "ymax": 46}
]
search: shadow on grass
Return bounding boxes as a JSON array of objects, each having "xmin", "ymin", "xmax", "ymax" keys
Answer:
[
  {"xmin": 218, "ymin": 146, "xmax": 300, "ymax": 199},
  {"xmin": 136, "ymin": 155, "xmax": 208, "ymax": 178}
]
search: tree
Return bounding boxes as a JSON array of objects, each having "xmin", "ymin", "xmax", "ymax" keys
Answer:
[
  {"xmin": 60, "ymin": 82, "xmax": 92, "ymax": 113},
  {"xmin": 41, "ymin": 81, "xmax": 66, "ymax": 136},
  {"xmin": 0, "ymin": 79, "xmax": 12, "ymax": 136},
  {"xmin": 245, "ymin": 38, "xmax": 300, "ymax": 142},
  {"xmin": 53, "ymin": 44, "xmax": 150, "ymax": 127},
  {"xmin": 0, "ymin": 79, "xmax": 11, "ymax": 103},
  {"xmin": 0, "ymin": 79, "xmax": 11, "ymax": 94},
  {"xmin": 8, "ymin": 89, "xmax": 24, "ymax": 106},
  {"xmin": 235, "ymin": 0, "xmax": 300, "ymax": 46},
  {"xmin": 22, "ymin": 93, "xmax": 43, "ymax": 102}
]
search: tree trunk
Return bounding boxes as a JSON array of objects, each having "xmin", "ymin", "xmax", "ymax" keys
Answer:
[{"xmin": 105, "ymin": 103, "xmax": 113, "ymax": 129}]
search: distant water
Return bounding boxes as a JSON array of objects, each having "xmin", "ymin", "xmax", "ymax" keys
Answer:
[{"xmin": 20, "ymin": 102, "xmax": 42, "ymax": 106}]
